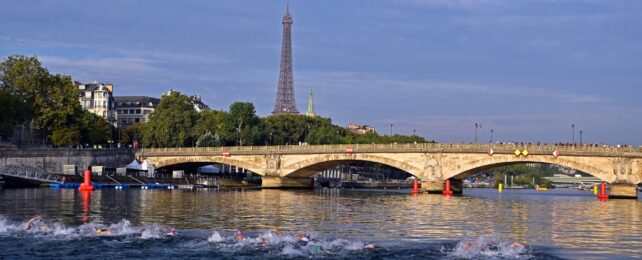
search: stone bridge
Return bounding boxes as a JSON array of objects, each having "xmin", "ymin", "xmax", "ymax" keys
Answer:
[{"xmin": 136, "ymin": 143, "xmax": 642, "ymax": 198}]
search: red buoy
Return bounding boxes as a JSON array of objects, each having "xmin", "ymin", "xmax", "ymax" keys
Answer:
[
  {"xmin": 596, "ymin": 182, "xmax": 608, "ymax": 200},
  {"xmin": 411, "ymin": 179, "xmax": 419, "ymax": 193},
  {"xmin": 79, "ymin": 169, "xmax": 94, "ymax": 191},
  {"xmin": 443, "ymin": 179, "xmax": 453, "ymax": 196}
]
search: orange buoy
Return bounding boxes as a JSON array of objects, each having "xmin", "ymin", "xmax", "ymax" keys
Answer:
[
  {"xmin": 411, "ymin": 179, "xmax": 419, "ymax": 193},
  {"xmin": 596, "ymin": 182, "xmax": 608, "ymax": 200},
  {"xmin": 443, "ymin": 179, "xmax": 453, "ymax": 196},
  {"xmin": 79, "ymin": 169, "xmax": 94, "ymax": 191}
]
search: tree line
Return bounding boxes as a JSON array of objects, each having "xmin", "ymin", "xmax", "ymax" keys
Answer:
[
  {"xmin": 0, "ymin": 55, "xmax": 112, "ymax": 146},
  {"xmin": 136, "ymin": 90, "xmax": 430, "ymax": 148},
  {"xmin": 0, "ymin": 55, "xmax": 430, "ymax": 148}
]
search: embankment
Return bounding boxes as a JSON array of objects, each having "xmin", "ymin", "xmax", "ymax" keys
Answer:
[{"xmin": 0, "ymin": 148, "xmax": 134, "ymax": 174}]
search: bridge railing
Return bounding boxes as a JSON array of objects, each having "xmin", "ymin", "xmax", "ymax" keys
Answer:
[{"xmin": 139, "ymin": 143, "xmax": 642, "ymax": 154}]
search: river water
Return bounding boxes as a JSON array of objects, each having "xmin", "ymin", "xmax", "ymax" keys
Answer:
[{"xmin": 0, "ymin": 188, "xmax": 640, "ymax": 259}]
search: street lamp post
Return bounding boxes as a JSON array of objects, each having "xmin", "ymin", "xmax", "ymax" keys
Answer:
[
  {"xmin": 580, "ymin": 130, "xmax": 583, "ymax": 146},
  {"xmin": 474, "ymin": 123, "xmax": 482, "ymax": 143},
  {"xmin": 490, "ymin": 129, "xmax": 494, "ymax": 143},
  {"xmin": 572, "ymin": 124, "xmax": 575, "ymax": 145}
]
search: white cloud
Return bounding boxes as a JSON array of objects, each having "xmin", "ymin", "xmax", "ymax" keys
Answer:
[{"xmin": 40, "ymin": 56, "xmax": 161, "ymax": 75}]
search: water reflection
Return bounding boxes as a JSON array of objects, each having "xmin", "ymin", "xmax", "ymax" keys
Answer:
[{"xmin": 0, "ymin": 188, "xmax": 640, "ymax": 258}]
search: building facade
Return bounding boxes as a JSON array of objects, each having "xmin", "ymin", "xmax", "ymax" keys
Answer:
[
  {"xmin": 189, "ymin": 95, "xmax": 210, "ymax": 112},
  {"xmin": 114, "ymin": 96, "xmax": 160, "ymax": 128},
  {"xmin": 347, "ymin": 123, "xmax": 376, "ymax": 135},
  {"xmin": 77, "ymin": 82, "xmax": 117, "ymax": 125},
  {"xmin": 162, "ymin": 90, "xmax": 210, "ymax": 112}
]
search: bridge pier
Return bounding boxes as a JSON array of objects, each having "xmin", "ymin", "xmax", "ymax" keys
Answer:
[
  {"xmin": 421, "ymin": 179, "xmax": 463, "ymax": 195},
  {"xmin": 261, "ymin": 176, "xmax": 311, "ymax": 189},
  {"xmin": 609, "ymin": 183, "xmax": 639, "ymax": 199}
]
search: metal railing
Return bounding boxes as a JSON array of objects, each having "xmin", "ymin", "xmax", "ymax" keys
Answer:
[
  {"xmin": 139, "ymin": 143, "xmax": 642, "ymax": 155},
  {"xmin": 0, "ymin": 165, "xmax": 64, "ymax": 184}
]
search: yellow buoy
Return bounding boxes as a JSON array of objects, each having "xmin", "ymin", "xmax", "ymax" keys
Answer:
[
  {"xmin": 498, "ymin": 183, "xmax": 503, "ymax": 193},
  {"xmin": 593, "ymin": 185, "xmax": 598, "ymax": 195}
]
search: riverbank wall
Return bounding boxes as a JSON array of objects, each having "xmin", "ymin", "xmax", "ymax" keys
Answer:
[{"xmin": 0, "ymin": 148, "xmax": 135, "ymax": 174}]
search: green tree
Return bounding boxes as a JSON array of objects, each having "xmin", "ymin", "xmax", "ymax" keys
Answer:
[
  {"xmin": 50, "ymin": 127, "xmax": 80, "ymax": 147},
  {"xmin": 196, "ymin": 131, "xmax": 219, "ymax": 147},
  {"xmin": 142, "ymin": 91, "xmax": 198, "ymax": 147},
  {"xmin": 120, "ymin": 123, "xmax": 145, "ymax": 146},
  {"xmin": 192, "ymin": 110, "xmax": 223, "ymax": 142},
  {"xmin": 262, "ymin": 114, "xmax": 337, "ymax": 145},
  {"xmin": 0, "ymin": 55, "xmax": 48, "ymax": 118},
  {"xmin": 79, "ymin": 111, "xmax": 112, "ymax": 146},
  {"xmin": 34, "ymin": 74, "xmax": 84, "ymax": 143},
  {"xmin": 0, "ymin": 56, "xmax": 84, "ymax": 144},
  {"xmin": 220, "ymin": 102, "xmax": 262, "ymax": 146},
  {"xmin": 306, "ymin": 125, "xmax": 345, "ymax": 144},
  {"xmin": 0, "ymin": 89, "xmax": 27, "ymax": 140}
]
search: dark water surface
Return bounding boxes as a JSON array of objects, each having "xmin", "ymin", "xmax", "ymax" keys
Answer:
[{"xmin": 0, "ymin": 188, "xmax": 640, "ymax": 259}]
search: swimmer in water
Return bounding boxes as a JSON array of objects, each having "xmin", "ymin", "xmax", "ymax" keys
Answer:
[
  {"xmin": 258, "ymin": 228, "xmax": 285, "ymax": 246},
  {"xmin": 164, "ymin": 227, "xmax": 177, "ymax": 237},
  {"xmin": 292, "ymin": 232, "xmax": 310, "ymax": 242},
  {"xmin": 463, "ymin": 240, "xmax": 482, "ymax": 251},
  {"xmin": 96, "ymin": 227, "xmax": 113, "ymax": 236},
  {"xmin": 23, "ymin": 215, "xmax": 51, "ymax": 233},
  {"xmin": 269, "ymin": 227, "xmax": 284, "ymax": 236},
  {"xmin": 363, "ymin": 243, "xmax": 375, "ymax": 249},
  {"xmin": 235, "ymin": 230, "xmax": 244, "ymax": 241}
]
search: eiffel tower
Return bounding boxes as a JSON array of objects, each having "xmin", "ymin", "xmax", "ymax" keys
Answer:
[{"xmin": 272, "ymin": 3, "xmax": 299, "ymax": 115}]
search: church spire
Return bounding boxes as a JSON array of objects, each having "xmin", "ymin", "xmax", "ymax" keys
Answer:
[{"xmin": 306, "ymin": 89, "xmax": 316, "ymax": 117}]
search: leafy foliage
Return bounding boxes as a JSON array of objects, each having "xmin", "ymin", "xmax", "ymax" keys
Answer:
[
  {"xmin": 120, "ymin": 123, "xmax": 145, "ymax": 145},
  {"xmin": 0, "ymin": 55, "xmax": 87, "ymax": 145},
  {"xmin": 0, "ymin": 89, "xmax": 27, "ymax": 140},
  {"xmin": 196, "ymin": 131, "xmax": 219, "ymax": 147},
  {"xmin": 1, "ymin": 55, "xmax": 432, "ymax": 148},
  {"xmin": 142, "ymin": 91, "xmax": 198, "ymax": 147},
  {"xmin": 219, "ymin": 102, "xmax": 263, "ymax": 146},
  {"xmin": 79, "ymin": 111, "xmax": 113, "ymax": 145}
]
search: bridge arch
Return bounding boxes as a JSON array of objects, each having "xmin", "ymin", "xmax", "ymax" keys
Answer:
[
  {"xmin": 149, "ymin": 156, "xmax": 264, "ymax": 175},
  {"xmin": 281, "ymin": 153, "xmax": 422, "ymax": 178},
  {"xmin": 444, "ymin": 154, "xmax": 615, "ymax": 182}
]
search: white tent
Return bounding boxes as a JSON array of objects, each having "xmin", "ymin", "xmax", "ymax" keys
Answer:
[
  {"xmin": 141, "ymin": 160, "xmax": 149, "ymax": 170},
  {"xmin": 141, "ymin": 160, "xmax": 155, "ymax": 174},
  {"xmin": 125, "ymin": 160, "xmax": 143, "ymax": 170}
]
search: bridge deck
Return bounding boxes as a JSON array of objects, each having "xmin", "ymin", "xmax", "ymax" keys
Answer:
[{"xmin": 138, "ymin": 143, "xmax": 642, "ymax": 157}]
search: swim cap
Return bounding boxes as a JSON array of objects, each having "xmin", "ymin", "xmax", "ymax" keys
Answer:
[{"xmin": 235, "ymin": 230, "xmax": 243, "ymax": 236}]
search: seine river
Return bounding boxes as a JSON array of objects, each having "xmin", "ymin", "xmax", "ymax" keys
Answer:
[{"xmin": 0, "ymin": 188, "xmax": 640, "ymax": 259}]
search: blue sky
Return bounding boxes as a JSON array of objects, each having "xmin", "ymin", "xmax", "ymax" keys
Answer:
[{"xmin": 1, "ymin": 0, "xmax": 641, "ymax": 144}]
